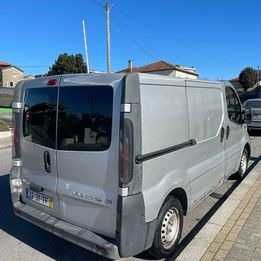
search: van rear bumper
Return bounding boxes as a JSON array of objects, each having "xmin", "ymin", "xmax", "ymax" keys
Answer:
[{"xmin": 13, "ymin": 202, "xmax": 120, "ymax": 260}]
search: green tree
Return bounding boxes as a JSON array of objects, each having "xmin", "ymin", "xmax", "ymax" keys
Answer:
[
  {"xmin": 239, "ymin": 67, "xmax": 257, "ymax": 91},
  {"xmin": 48, "ymin": 53, "xmax": 87, "ymax": 76}
]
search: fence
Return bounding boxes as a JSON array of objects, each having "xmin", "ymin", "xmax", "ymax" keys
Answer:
[
  {"xmin": 0, "ymin": 87, "xmax": 14, "ymax": 108},
  {"xmin": 0, "ymin": 88, "xmax": 14, "ymax": 128}
]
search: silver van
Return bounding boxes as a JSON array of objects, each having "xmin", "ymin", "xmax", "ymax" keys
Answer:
[{"xmin": 10, "ymin": 73, "xmax": 250, "ymax": 259}]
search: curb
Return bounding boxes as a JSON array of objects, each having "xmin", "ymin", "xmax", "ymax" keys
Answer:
[{"xmin": 176, "ymin": 162, "xmax": 261, "ymax": 261}]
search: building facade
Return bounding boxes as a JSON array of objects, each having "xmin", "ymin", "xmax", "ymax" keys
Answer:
[
  {"xmin": 0, "ymin": 61, "xmax": 25, "ymax": 87},
  {"xmin": 118, "ymin": 60, "xmax": 199, "ymax": 79}
]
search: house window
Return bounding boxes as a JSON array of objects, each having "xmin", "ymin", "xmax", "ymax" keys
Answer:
[{"xmin": 10, "ymin": 82, "xmax": 14, "ymax": 87}]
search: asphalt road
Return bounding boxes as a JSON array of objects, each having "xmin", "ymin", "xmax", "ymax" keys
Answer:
[{"xmin": 0, "ymin": 136, "xmax": 260, "ymax": 261}]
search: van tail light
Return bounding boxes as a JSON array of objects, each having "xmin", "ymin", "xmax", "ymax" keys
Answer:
[
  {"xmin": 12, "ymin": 108, "xmax": 21, "ymax": 159},
  {"xmin": 119, "ymin": 118, "xmax": 133, "ymax": 188},
  {"xmin": 47, "ymin": 79, "xmax": 58, "ymax": 86}
]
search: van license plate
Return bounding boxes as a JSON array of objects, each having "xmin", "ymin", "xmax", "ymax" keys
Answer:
[{"xmin": 26, "ymin": 188, "xmax": 54, "ymax": 208}]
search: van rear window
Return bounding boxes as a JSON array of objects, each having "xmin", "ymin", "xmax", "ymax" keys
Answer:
[
  {"xmin": 23, "ymin": 88, "xmax": 57, "ymax": 148},
  {"xmin": 57, "ymin": 86, "xmax": 113, "ymax": 151}
]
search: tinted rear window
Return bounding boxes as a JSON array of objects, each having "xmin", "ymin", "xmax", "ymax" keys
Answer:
[
  {"xmin": 57, "ymin": 86, "xmax": 113, "ymax": 151},
  {"xmin": 23, "ymin": 88, "xmax": 57, "ymax": 148}
]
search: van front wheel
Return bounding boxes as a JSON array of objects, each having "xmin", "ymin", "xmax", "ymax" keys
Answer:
[
  {"xmin": 149, "ymin": 197, "xmax": 183, "ymax": 259},
  {"xmin": 237, "ymin": 148, "xmax": 249, "ymax": 180}
]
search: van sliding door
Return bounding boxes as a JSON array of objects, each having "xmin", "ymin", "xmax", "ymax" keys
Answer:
[{"xmin": 186, "ymin": 82, "xmax": 225, "ymax": 206}]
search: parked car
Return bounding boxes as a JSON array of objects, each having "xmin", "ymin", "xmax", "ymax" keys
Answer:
[
  {"xmin": 10, "ymin": 73, "xmax": 250, "ymax": 259},
  {"xmin": 244, "ymin": 98, "xmax": 261, "ymax": 133}
]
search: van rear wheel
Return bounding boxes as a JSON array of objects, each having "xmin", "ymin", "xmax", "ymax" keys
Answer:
[
  {"xmin": 237, "ymin": 148, "xmax": 249, "ymax": 180},
  {"xmin": 149, "ymin": 197, "xmax": 183, "ymax": 259}
]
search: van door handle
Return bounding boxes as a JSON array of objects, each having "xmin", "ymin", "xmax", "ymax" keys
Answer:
[
  {"xmin": 44, "ymin": 151, "xmax": 51, "ymax": 173},
  {"xmin": 226, "ymin": 126, "xmax": 230, "ymax": 140},
  {"xmin": 220, "ymin": 127, "xmax": 225, "ymax": 142}
]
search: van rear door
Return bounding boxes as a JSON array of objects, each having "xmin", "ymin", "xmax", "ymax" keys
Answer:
[
  {"xmin": 20, "ymin": 80, "xmax": 61, "ymax": 218},
  {"xmin": 56, "ymin": 78, "xmax": 120, "ymax": 238}
]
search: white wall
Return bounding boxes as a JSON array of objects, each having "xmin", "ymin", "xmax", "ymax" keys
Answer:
[
  {"xmin": 2, "ymin": 67, "xmax": 24, "ymax": 87},
  {"xmin": 171, "ymin": 70, "xmax": 198, "ymax": 79}
]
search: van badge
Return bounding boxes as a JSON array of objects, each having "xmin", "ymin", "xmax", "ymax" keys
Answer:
[{"xmin": 72, "ymin": 191, "xmax": 112, "ymax": 206}]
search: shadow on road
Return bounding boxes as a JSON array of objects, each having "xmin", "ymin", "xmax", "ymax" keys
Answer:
[{"xmin": 0, "ymin": 174, "xmax": 108, "ymax": 261}]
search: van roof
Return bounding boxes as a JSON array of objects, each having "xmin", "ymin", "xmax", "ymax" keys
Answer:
[
  {"xmin": 22, "ymin": 73, "xmax": 125, "ymax": 88},
  {"xmin": 22, "ymin": 72, "xmax": 225, "ymax": 88}
]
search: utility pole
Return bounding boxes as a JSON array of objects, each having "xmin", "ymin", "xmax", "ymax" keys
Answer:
[
  {"xmin": 257, "ymin": 65, "xmax": 260, "ymax": 86},
  {"xmin": 257, "ymin": 65, "xmax": 261, "ymax": 86},
  {"xmin": 128, "ymin": 59, "xmax": 133, "ymax": 72},
  {"xmin": 82, "ymin": 20, "xmax": 90, "ymax": 73},
  {"xmin": 105, "ymin": 1, "xmax": 112, "ymax": 72}
]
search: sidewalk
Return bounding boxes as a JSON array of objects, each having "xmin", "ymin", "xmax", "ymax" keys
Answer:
[
  {"xmin": 0, "ymin": 131, "xmax": 12, "ymax": 149},
  {"xmin": 201, "ymin": 165, "xmax": 261, "ymax": 261},
  {"xmin": 176, "ymin": 160, "xmax": 261, "ymax": 261}
]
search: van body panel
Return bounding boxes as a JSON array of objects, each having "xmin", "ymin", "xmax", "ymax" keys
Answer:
[
  {"xmin": 20, "ymin": 143, "xmax": 61, "ymax": 217},
  {"xmin": 142, "ymin": 156, "xmax": 190, "ymax": 222},
  {"xmin": 186, "ymin": 81, "xmax": 225, "ymax": 207},
  {"xmin": 20, "ymin": 79, "xmax": 61, "ymax": 217},
  {"xmin": 56, "ymin": 75, "xmax": 123, "ymax": 238},
  {"xmin": 117, "ymin": 192, "xmax": 157, "ymax": 256},
  {"xmin": 224, "ymin": 84, "xmax": 249, "ymax": 177},
  {"xmin": 139, "ymin": 77, "xmax": 188, "ymax": 155},
  {"xmin": 224, "ymin": 120, "xmax": 245, "ymax": 175},
  {"xmin": 60, "ymin": 73, "xmax": 124, "ymax": 87},
  {"xmin": 138, "ymin": 77, "xmax": 190, "ymax": 221}
]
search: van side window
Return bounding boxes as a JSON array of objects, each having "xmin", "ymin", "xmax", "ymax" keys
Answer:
[
  {"xmin": 23, "ymin": 88, "xmax": 57, "ymax": 148},
  {"xmin": 57, "ymin": 86, "xmax": 113, "ymax": 151},
  {"xmin": 225, "ymin": 87, "xmax": 241, "ymax": 124}
]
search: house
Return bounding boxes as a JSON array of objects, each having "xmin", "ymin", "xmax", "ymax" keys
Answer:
[
  {"xmin": 0, "ymin": 61, "xmax": 25, "ymax": 87},
  {"xmin": 117, "ymin": 60, "xmax": 199, "ymax": 79}
]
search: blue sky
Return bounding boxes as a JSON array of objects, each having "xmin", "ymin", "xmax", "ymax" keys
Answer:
[{"xmin": 0, "ymin": 0, "xmax": 260, "ymax": 79}]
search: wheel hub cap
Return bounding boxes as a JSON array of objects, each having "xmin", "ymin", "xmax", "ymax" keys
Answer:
[
  {"xmin": 241, "ymin": 153, "xmax": 247, "ymax": 174},
  {"xmin": 160, "ymin": 208, "xmax": 180, "ymax": 250}
]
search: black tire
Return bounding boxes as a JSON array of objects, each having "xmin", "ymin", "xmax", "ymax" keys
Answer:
[
  {"xmin": 149, "ymin": 197, "xmax": 183, "ymax": 259},
  {"xmin": 236, "ymin": 147, "xmax": 249, "ymax": 180}
]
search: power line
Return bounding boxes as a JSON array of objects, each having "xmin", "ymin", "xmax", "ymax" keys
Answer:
[
  {"xmin": 90, "ymin": 0, "xmax": 160, "ymax": 62},
  {"xmin": 110, "ymin": 1, "xmax": 161, "ymax": 61}
]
